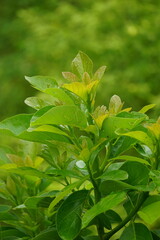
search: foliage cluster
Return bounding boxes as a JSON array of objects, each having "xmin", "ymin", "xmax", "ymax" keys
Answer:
[
  {"xmin": 0, "ymin": 52, "xmax": 160, "ymax": 240},
  {"xmin": 0, "ymin": 0, "xmax": 160, "ymax": 119}
]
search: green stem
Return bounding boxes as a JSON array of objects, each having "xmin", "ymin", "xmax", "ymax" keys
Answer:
[
  {"xmin": 103, "ymin": 191, "xmax": 149, "ymax": 240},
  {"xmin": 87, "ymin": 163, "xmax": 105, "ymax": 240}
]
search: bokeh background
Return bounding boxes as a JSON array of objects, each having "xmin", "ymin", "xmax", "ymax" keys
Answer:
[{"xmin": 0, "ymin": 0, "xmax": 160, "ymax": 120}]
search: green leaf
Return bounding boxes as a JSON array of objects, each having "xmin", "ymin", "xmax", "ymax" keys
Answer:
[
  {"xmin": 56, "ymin": 190, "xmax": 88, "ymax": 240},
  {"xmin": 109, "ymin": 95, "xmax": 123, "ymax": 114},
  {"xmin": 120, "ymin": 131, "xmax": 155, "ymax": 151},
  {"xmin": 25, "ymin": 75, "xmax": 58, "ymax": 91},
  {"xmin": 82, "ymin": 192, "xmax": 126, "ymax": 228},
  {"xmin": 0, "ymin": 114, "xmax": 32, "ymax": 136},
  {"xmin": 25, "ymin": 191, "xmax": 58, "ymax": 208},
  {"xmin": 0, "ymin": 205, "xmax": 12, "ymax": 213},
  {"xmin": 32, "ymin": 228, "xmax": 60, "ymax": 240},
  {"xmin": 8, "ymin": 167, "xmax": 49, "ymax": 179},
  {"xmin": 99, "ymin": 180, "xmax": 136, "ymax": 195},
  {"xmin": 31, "ymin": 105, "xmax": 87, "ymax": 128},
  {"xmin": 44, "ymin": 88, "xmax": 75, "ymax": 105},
  {"xmin": 0, "ymin": 229, "xmax": 25, "ymax": 239},
  {"xmin": 139, "ymin": 104, "xmax": 156, "ymax": 114},
  {"xmin": 93, "ymin": 66, "xmax": 106, "ymax": 81},
  {"xmin": 120, "ymin": 223, "xmax": 153, "ymax": 240},
  {"xmin": 98, "ymin": 170, "xmax": 128, "ymax": 181},
  {"xmin": 102, "ymin": 116, "xmax": 144, "ymax": 139},
  {"xmin": 109, "ymin": 136, "xmax": 136, "ymax": 158},
  {"xmin": 24, "ymin": 96, "xmax": 51, "ymax": 110},
  {"xmin": 62, "ymin": 72, "xmax": 79, "ymax": 82},
  {"xmin": 72, "ymin": 51, "xmax": 93, "ymax": 78},
  {"xmin": 105, "ymin": 209, "xmax": 122, "ymax": 223},
  {"xmin": 48, "ymin": 176, "xmax": 88, "ymax": 216},
  {"xmin": 32, "ymin": 125, "xmax": 69, "ymax": 137},
  {"xmin": 138, "ymin": 195, "xmax": 160, "ymax": 225},
  {"xmin": 120, "ymin": 161, "xmax": 149, "ymax": 186},
  {"xmin": 0, "ymin": 145, "xmax": 14, "ymax": 165},
  {"xmin": 109, "ymin": 155, "xmax": 150, "ymax": 165}
]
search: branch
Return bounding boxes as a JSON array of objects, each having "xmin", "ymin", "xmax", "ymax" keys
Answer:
[{"xmin": 103, "ymin": 191, "xmax": 149, "ymax": 240}]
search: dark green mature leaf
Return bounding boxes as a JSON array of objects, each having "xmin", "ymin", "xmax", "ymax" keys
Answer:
[
  {"xmin": 32, "ymin": 228, "xmax": 60, "ymax": 240},
  {"xmin": 31, "ymin": 105, "xmax": 87, "ymax": 128},
  {"xmin": 56, "ymin": 190, "xmax": 88, "ymax": 240},
  {"xmin": 82, "ymin": 192, "xmax": 126, "ymax": 229},
  {"xmin": 98, "ymin": 170, "xmax": 128, "ymax": 181},
  {"xmin": 72, "ymin": 51, "xmax": 93, "ymax": 78},
  {"xmin": 0, "ymin": 205, "xmax": 12, "ymax": 213},
  {"xmin": 100, "ymin": 180, "xmax": 136, "ymax": 195},
  {"xmin": 48, "ymin": 177, "xmax": 88, "ymax": 215},
  {"xmin": 105, "ymin": 209, "xmax": 122, "ymax": 223},
  {"xmin": 0, "ymin": 229, "xmax": 25, "ymax": 239},
  {"xmin": 25, "ymin": 75, "xmax": 58, "ymax": 91},
  {"xmin": 120, "ymin": 223, "xmax": 153, "ymax": 240},
  {"xmin": 109, "ymin": 136, "xmax": 136, "ymax": 158},
  {"xmin": 120, "ymin": 161, "xmax": 149, "ymax": 186}
]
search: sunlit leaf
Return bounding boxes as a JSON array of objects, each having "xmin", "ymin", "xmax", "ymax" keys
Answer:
[
  {"xmin": 72, "ymin": 51, "xmax": 93, "ymax": 78},
  {"xmin": 25, "ymin": 75, "xmax": 57, "ymax": 91},
  {"xmin": 31, "ymin": 105, "xmax": 88, "ymax": 128}
]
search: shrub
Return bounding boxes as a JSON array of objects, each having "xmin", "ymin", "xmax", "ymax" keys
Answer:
[{"xmin": 0, "ymin": 52, "xmax": 160, "ymax": 240}]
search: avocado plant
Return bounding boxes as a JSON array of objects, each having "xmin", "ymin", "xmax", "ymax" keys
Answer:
[{"xmin": 0, "ymin": 52, "xmax": 160, "ymax": 240}]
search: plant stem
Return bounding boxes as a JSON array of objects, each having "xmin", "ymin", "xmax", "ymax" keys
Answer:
[
  {"xmin": 87, "ymin": 163, "xmax": 105, "ymax": 240},
  {"xmin": 103, "ymin": 191, "xmax": 149, "ymax": 240}
]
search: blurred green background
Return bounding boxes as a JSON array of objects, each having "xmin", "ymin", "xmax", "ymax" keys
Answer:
[{"xmin": 0, "ymin": 0, "xmax": 160, "ymax": 120}]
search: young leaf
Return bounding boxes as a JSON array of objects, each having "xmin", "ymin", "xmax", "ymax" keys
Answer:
[
  {"xmin": 63, "ymin": 82, "xmax": 88, "ymax": 101},
  {"xmin": 25, "ymin": 75, "xmax": 58, "ymax": 91},
  {"xmin": 93, "ymin": 66, "xmax": 106, "ymax": 81},
  {"xmin": 120, "ymin": 223, "xmax": 153, "ymax": 240},
  {"xmin": 56, "ymin": 190, "xmax": 88, "ymax": 240},
  {"xmin": 109, "ymin": 95, "xmax": 123, "ymax": 114},
  {"xmin": 31, "ymin": 105, "xmax": 88, "ymax": 129},
  {"xmin": 139, "ymin": 104, "xmax": 156, "ymax": 114},
  {"xmin": 24, "ymin": 96, "xmax": 51, "ymax": 110},
  {"xmin": 72, "ymin": 51, "xmax": 93, "ymax": 78},
  {"xmin": 82, "ymin": 192, "xmax": 126, "ymax": 228},
  {"xmin": 62, "ymin": 72, "xmax": 79, "ymax": 82}
]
